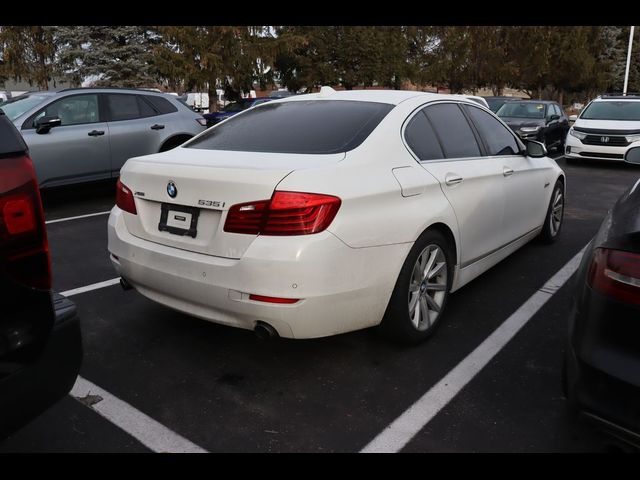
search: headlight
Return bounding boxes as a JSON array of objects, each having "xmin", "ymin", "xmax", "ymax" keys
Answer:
[
  {"xmin": 519, "ymin": 126, "xmax": 541, "ymax": 133},
  {"xmin": 625, "ymin": 134, "xmax": 640, "ymax": 143},
  {"xmin": 569, "ymin": 127, "xmax": 587, "ymax": 140}
]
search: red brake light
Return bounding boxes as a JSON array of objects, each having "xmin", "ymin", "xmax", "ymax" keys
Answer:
[
  {"xmin": 224, "ymin": 200, "xmax": 269, "ymax": 235},
  {"xmin": 587, "ymin": 248, "xmax": 640, "ymax": 306},
  {"xmin": 224, "ymin": 191, "xmax": 341, "ymax": 236},
  {"xmin": 0, "ymin": 155, "xmax": 51, "ymax": 290},
  {"xmin": 116, "ymin": 178, "xmax": 137, "ymax": 215}
]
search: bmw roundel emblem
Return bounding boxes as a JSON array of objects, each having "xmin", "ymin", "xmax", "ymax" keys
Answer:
[{"xmin": 167, "ymin": 181, "xmax": 177, "ymax": 198}]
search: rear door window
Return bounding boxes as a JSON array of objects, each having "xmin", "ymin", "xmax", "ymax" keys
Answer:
[
  {"xmin": 424, "ymin": 103, "xmax": 481, "ymax": 158},
  {"xmin": 185, "ymin": 100, "xmax": 394, "ymax": 154},
  {"xmin": 143, "ymin": 95, "xmax": 178, "ymax": 114},
  {"xmin": 464, "ymin": 105, "xmax": 520, "ymax": 156},
  {"xmin": 404, "ymin": 110, "xmax": 444, "ymax": 161},
  {"xmin": 107, "ymin": 94, "xmax": 157, "ymax": 121}
]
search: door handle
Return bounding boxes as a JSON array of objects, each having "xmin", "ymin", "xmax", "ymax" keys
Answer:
[
  {"xmin": 503, "ymin": 167, "xmax": 514, "ymax": 177},
  {"xmin": 445, "ymin": 174, "xmax": 463, "ymax": 186},
  {"xmin": 151, "ymin": 124, "xmax": 165, "ymax": 130},
  {"xmin": 88, "ymin": 130, "xmax": 105, "ymax": 136}
]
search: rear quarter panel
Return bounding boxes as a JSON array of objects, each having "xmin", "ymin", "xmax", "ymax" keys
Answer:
[{"xmin": 275, "ymin": 101, "xmax": 460, "ymax": 264}]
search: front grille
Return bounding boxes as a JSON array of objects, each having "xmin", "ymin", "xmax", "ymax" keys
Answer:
[
  {"xmin": 578, "ymin": 151, "xmax": 624, "ymax": 159},
  {"xmin": 582, "ymin": 135, "xmax": 629, "ymax": 146}
]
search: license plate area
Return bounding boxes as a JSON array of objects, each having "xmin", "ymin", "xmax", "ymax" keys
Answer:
[{"xmin": 158, "ymin": 203, "xmax": 200, "ymax": 238}]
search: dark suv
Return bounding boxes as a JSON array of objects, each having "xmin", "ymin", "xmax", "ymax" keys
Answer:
[
  {"xmin": 496, "ymin": 100, "xmax": 570, "ymax": 151},
  {"xmin": 0, "ymin": 110, "xmax": 82, "ymax": 439}
]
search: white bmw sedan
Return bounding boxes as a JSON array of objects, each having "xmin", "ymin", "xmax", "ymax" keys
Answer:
[{"xmin": 108, "ymin": 89, "xmax": 565, "ymax": 343}]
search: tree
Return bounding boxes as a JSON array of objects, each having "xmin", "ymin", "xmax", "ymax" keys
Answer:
[
  {"xmin": 0, "ymin": 26, "xmax": 57, "ymax": 89},
  {"xmin": 154, "ymin": 26, "xmax": 287, "ymax": 110},
  {"xmin": 56, "ymin": 26, "xmax": 157, "ymax": 88}
]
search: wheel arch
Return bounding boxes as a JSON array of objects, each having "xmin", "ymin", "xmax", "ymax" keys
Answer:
[{"xmin": 419, "ymin": 221, "xmax": 458, "ymax": 268}]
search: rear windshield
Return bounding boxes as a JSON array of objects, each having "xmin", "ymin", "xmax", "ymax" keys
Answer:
[
  {"xmin": 580, "ymin": 101, "xmax": 640, "ymax": 121},
  {"xmin": 497, "ymin": 102, "xmax": 546, "ymax": 119},
  {"xmin": 185, "ymin": 100, "xmax": 394, "ymax": 154}
]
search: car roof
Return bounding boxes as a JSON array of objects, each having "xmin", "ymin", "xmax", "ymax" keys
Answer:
[
  {"xmin": 57, "ymin": 87, "xmax": 174, "ymax": 97},
  {"xmin": 504, "ymin": 99, "xmax": 555, "ymax": 104},
  {"xmin": 594, "ymin": 95, "xmax": 640, "ymax": 101},
  {"xmin": 275, "ymin": 88, "xmax": 482, "ymax": 106}
]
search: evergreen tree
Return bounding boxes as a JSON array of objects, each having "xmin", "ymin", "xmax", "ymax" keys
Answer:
[{"xmin": 56, "ymin": 26, "xmax": 157, "ymax": 88}]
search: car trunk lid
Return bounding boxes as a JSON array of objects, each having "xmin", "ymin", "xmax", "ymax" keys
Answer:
[{"xmin": 119, "ymin": 148, "xmax": 344, "ymax": 258}]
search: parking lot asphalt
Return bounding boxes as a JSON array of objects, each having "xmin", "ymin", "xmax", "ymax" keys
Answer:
[{"xmin": 2, "ymin": 154, "xmax": 639, "ymax": 452}]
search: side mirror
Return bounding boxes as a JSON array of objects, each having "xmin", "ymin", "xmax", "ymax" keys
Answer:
[
  {"xmin": 548, "ymin": 114, "xmax": 560, "ymax": 122},
  {"xmin": 624, "ymin": 146, "xmax": 640, "ymax": 165},
  {"xmin": 569, "ymin": 114, "xmax": 578, "ymax": 122},
  {"xmin": 34, "ymin": 115, "xmax": 61, "ymax": 134},
  {"xmin": 526, "ymin": 139, "xmax": 547, "ymax": 158}
]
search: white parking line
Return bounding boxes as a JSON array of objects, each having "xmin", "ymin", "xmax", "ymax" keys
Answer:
[
  {"xmin": 61, "ymin": 278, "xmax": 121, "ymax": 297},
  {"xmin": 46, "ymin": 211, "xmax": 110, "ymax": 225},
  {"xmin": 70, "ymin": 376, "xmax": 208, "ymax": 453},
  {"xmin": 361, "ymin": 246, "xmax": 587, "ymax": 453}
]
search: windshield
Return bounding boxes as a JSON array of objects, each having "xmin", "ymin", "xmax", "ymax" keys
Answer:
[
  {"xmin": 485, "ymin": 98, "xmax": 509, "ymax": 113},
  {"xmin": 0, "ymin": 94, "xmax": 50, "ymax": 121},
  {"xmin": 580, "ymin": 101, "xmax": 640, "ymax": 121},
  {"xmin": 186, "ymin": 100, "xmax": 394, "ymax": 154},
  {"xmin": 497, "ymin": 102, "xmax": 546, "ymax": 119}
]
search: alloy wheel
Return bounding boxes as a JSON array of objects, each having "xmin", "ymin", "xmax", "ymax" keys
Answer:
[{"xmin": 408, "ymin": 244, "xmax": 448, "ymax": 331}]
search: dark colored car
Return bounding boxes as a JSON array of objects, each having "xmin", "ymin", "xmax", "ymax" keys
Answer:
[
  {"xmin": 496, "ymin": 100, "xmax": 570, "ymax": 151},
  {"xmin": 564, "ymin": 146, "xmax": 640, "ymax": 448},
  {"xmin": 482, "ymin": 96, "xmax": 522, "ymax": 113},
  {"xmin": 203, "ymin": 97, "xmax": 274, "ymax": 127},
  {"xmin": 0, "ymin": 110, "xmax": 82, "ymax": 440}
]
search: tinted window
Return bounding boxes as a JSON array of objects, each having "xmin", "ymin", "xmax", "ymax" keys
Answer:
[
  {"xmin": 107, "ymin": 94, "xmax": 155, "ymax": 121},
  {"xmin": 552, "ymin": 104, "xmax": 562, "ymax": 116},
  {"xmin": 497, "ymin": 102, "xmax": 546, "ymax": 119},
  {"xmin": 580, "ymin": 101, "xmax": 640, "ymax": 121},
  {"xmin": 143, "ymin": 95, "xmax": 178, "ymax": 114},
  {"xmin": 186, "ymin": 100, "xmax": 394, "ymax": 154},
  {"xmin": 404, "ymin": 110, "xmax": 444, "ymax": 160},
  {"xmin": 424, "ymin": 103, "xmax": 481, "ymax": 158},
  {"xmin": 34, "ymin": 94, "xmax": 99, "ymax": 126},
  {"xmin": 465, "ymin": 105, "xmax": 520, "ymax": 156}
]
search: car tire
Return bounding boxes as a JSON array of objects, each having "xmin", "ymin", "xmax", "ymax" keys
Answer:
[
  {"xmin": 540, "ymin": 180, "xmax": 564, "ymax": 244},
  {"xmin": 378, "ymin": 229, "xmax": 454, "ymax": 344}
]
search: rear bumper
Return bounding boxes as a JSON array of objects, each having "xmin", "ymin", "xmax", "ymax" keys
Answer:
[
  {"xmin": 108, "ymin": 207, "xmax": 411, "ymax": 339},
  {"xmin": 0, "ymin": 294, "xmax": 82, "ymax": 439}
]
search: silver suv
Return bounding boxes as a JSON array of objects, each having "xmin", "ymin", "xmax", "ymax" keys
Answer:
[{"xmin": 0, "ymin": 88, "xmax": 207, "ymax": 188}]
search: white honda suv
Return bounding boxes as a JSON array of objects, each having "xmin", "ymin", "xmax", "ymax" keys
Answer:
[{"xmin": 565, "ymin": 95, "xmax": 640, "ymax": 163}]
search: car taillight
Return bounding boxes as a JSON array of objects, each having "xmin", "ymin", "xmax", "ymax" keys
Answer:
[
  {"xmin": 0, "ymin": 155, "xmax": 51, "ymax": 290},
  {"xmin": 116, "ymin": 178, "xmax": 137, "ymax": 215},
  {"xmin": 224, "ymin": 191, "xmax": 341, "ymax": 236},
  {"xmin": 196, "ymin": 118, "xmax": 208, "ymax": 127},
  {"xmin": 587, "ymin": 248, "xmax": 640, "ymax": 306}
]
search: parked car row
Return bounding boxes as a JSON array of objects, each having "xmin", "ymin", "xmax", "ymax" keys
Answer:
[{"xmin": 1, "ymin": 85, "xmax": 637, "ymax": 451}]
